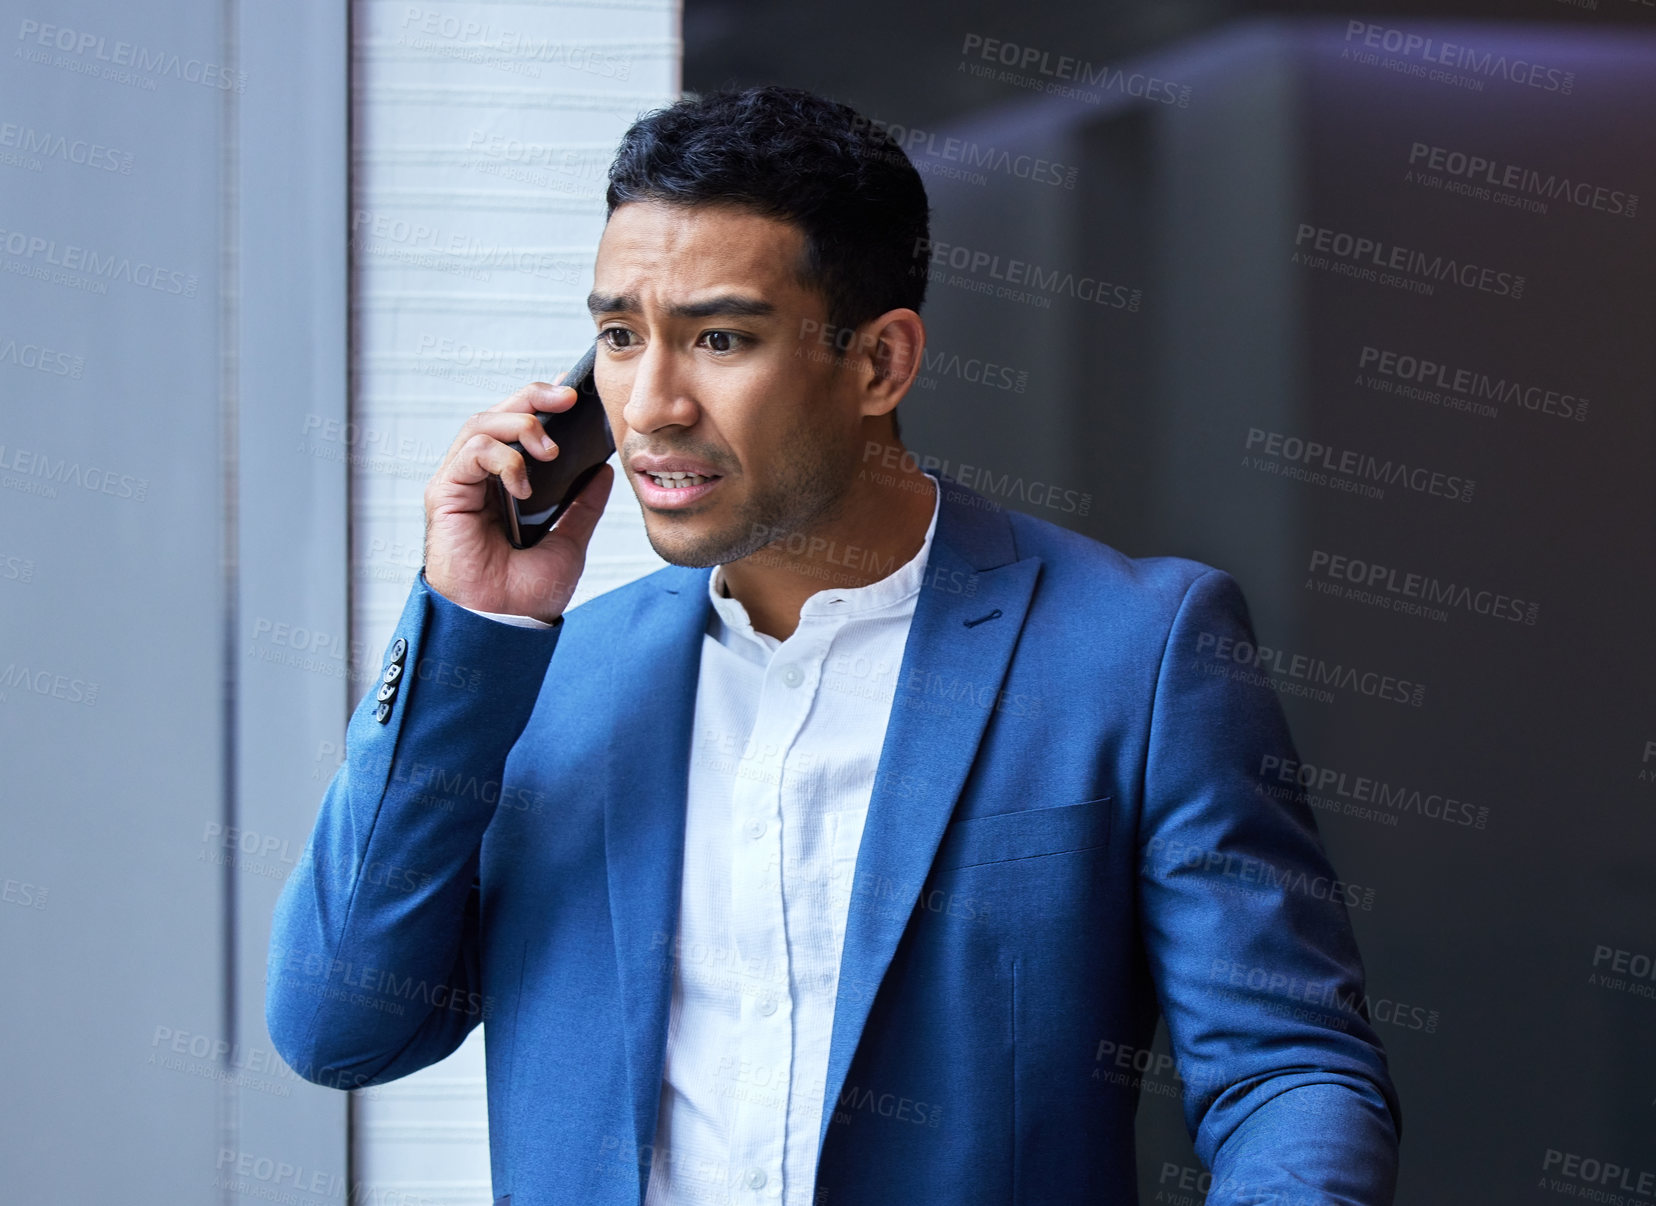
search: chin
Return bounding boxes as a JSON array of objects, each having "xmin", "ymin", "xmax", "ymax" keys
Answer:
[{"xmin": 641, "ymin": 517, "xmax": 749, "ymax": 569}]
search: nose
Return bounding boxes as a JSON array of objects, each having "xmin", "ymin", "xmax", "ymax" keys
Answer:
[{"xmin": 620, "ymin": 341, "xmax": 700, "ymax": 436}]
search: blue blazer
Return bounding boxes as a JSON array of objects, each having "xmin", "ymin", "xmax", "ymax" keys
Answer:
[{"xmin": 268, "ymin": 475, "xmax": 1400, "ymax": 1205}]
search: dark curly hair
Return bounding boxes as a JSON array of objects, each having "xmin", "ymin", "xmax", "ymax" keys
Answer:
[{"xmin": 606, "ymin": 86, "xmax": 932, "ymax": 338}]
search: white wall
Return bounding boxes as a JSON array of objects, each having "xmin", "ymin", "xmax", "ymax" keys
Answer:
[{"xmin": 348, "ymin": 4, "xmax": 681, "ymax": 1201}]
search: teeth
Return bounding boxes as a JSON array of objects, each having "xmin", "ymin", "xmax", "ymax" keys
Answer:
[{"xmin": 648, "ymin": 471, "xmax": 714, "ymax": 488}]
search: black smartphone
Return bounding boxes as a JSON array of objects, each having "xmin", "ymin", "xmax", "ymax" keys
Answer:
[{"xmin": 493, "ymin": 344, "xmax": 615, "ymax": 549}]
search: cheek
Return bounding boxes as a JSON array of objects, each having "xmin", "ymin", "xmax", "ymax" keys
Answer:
[{"xmin": 602, "ymin": 401, "xmax": 628, "ymax": 440}]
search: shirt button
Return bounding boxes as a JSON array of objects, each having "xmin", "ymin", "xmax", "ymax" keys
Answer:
[
  {"xmin": 745, "ymin": 1168, "xmax": 767, "ymax": 1189},
  {"xmin": 757, "ymin": 997, "xmax": 777, "ymax": 1017},
  {"xmin": 744, "ymin": 819, "xmax": 766, "ymax": 840},
  {"xmin": 780, "ymin": 664, "xmax": 804, "ymax": 688}
]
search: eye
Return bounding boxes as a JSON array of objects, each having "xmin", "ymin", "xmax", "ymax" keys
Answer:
[
  {"xmin": 599, "ymin": 327, "xmax": 637, "ymax": 350},
  {"xmin": 699, "ymin": 330, "xmax": 746, "ymax": 354}
]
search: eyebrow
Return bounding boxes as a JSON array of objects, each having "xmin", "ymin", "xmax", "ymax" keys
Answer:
[{"xmin": 586, "ymin": 291, "xmax": 777, "ymax": 320}]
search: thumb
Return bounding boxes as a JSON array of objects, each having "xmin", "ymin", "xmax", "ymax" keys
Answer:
[{"xmin": 545, "ymin": 460, "xmax": 615, "ymax": 553}]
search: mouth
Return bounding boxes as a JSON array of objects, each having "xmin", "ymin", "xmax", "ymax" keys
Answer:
[{"xmin": 635, "ymin": 468, "xmax": 724, "ymax": 508}]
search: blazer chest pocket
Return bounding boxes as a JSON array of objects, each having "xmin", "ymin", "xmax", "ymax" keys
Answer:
[{"xmin": 931, "ymin": 795, "xmax": 1112, "ymax": 872}]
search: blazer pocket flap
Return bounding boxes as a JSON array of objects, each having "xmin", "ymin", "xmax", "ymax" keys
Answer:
[{"xmin": 932, "ymin": 796, "xmax": 1112, "ymax": 871}]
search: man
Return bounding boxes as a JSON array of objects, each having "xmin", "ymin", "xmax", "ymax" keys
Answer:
[{"xmin": 268, "ymin": 86, "xmax": 1400, "ymax": 1205}]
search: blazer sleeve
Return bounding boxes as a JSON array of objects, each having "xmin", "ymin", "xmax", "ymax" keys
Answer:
[
  {"xmin": 1137, "ymin": 567, "xmax": 1403, "ymax": 1205},
  {"xmin": 265, "ymin": 571, "xmax": 561, "ymax": 1089}
]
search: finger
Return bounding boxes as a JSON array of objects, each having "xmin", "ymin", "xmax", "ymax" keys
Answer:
[
  {"xmin": 441, "ymin": 406, "xmax": 568, "ymax": 468},
  {"xmin": 438, "ymin": 384, "xmax": 576, "ymax": 463},
  {"xmin": 445, "ymin": 433, "xmax": 532, "ymax": 497},
  {"xmin": 491, "ymin": 380, "xmax": 578, "ymax": 415}
]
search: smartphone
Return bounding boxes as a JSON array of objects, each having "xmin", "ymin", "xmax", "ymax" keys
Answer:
[{"xmin": 493, "ymin": 344, "xmax": 615, "ymax": 549}]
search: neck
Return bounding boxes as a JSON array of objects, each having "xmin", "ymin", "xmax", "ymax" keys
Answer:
[{"xmin": 721, "ymin": 451, "xmax": 936, "ymax": 641}]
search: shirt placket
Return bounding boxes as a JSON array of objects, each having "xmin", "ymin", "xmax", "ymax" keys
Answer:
[
  {"xmin": 724, "ymin": 627, "xmax": 824, "ymax": 1201},
  {"xmin": 777, "ymin": 621, "xmax": 849, "ymax": 1206}
]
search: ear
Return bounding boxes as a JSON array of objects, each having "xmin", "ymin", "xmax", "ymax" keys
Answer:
[{"xmin": 855, "ymin": 308, "xmax": 925, "ymax": 423}]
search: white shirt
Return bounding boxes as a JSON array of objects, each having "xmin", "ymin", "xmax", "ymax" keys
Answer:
[
  {"xmin": 469, "ymin": 473, "xmax": 941, "ymax": 1205},
  {"xmin": 645, "ymin": 473, "xmax": 939, "ymax": 1205}
]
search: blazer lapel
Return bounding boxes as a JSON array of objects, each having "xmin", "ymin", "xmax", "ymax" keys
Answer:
[
  {"xmin": 604, "ymin": 564, "xmax": 712, "ymax": 1179},
  {"xmin": 817, "ymin": 476, "xmax": 1042, "ymax": 1156}
]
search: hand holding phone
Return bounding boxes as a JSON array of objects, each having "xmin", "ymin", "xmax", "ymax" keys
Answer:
[
  {"xmin": 422, "ymin": 350, "xmax": 615, "ymax": 622},
  {"xmin": 493, "ymin": 344, "xmax": 616, "ymax": 549}
]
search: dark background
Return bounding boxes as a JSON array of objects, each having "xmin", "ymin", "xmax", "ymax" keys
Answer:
[{"xmin": 685, "ymin": 3, "xmax": 1656, "ymax": 1202}]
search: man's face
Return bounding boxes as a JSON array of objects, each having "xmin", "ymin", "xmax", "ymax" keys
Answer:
[{"xmin": 589, "ymin": 200, "xmax": 868, "ymax": 568}]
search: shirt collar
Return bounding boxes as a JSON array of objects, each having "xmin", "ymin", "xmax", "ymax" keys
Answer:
[{"xmin": 708, "ymin": 471, "xmax": 941, "ymax": 640}]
